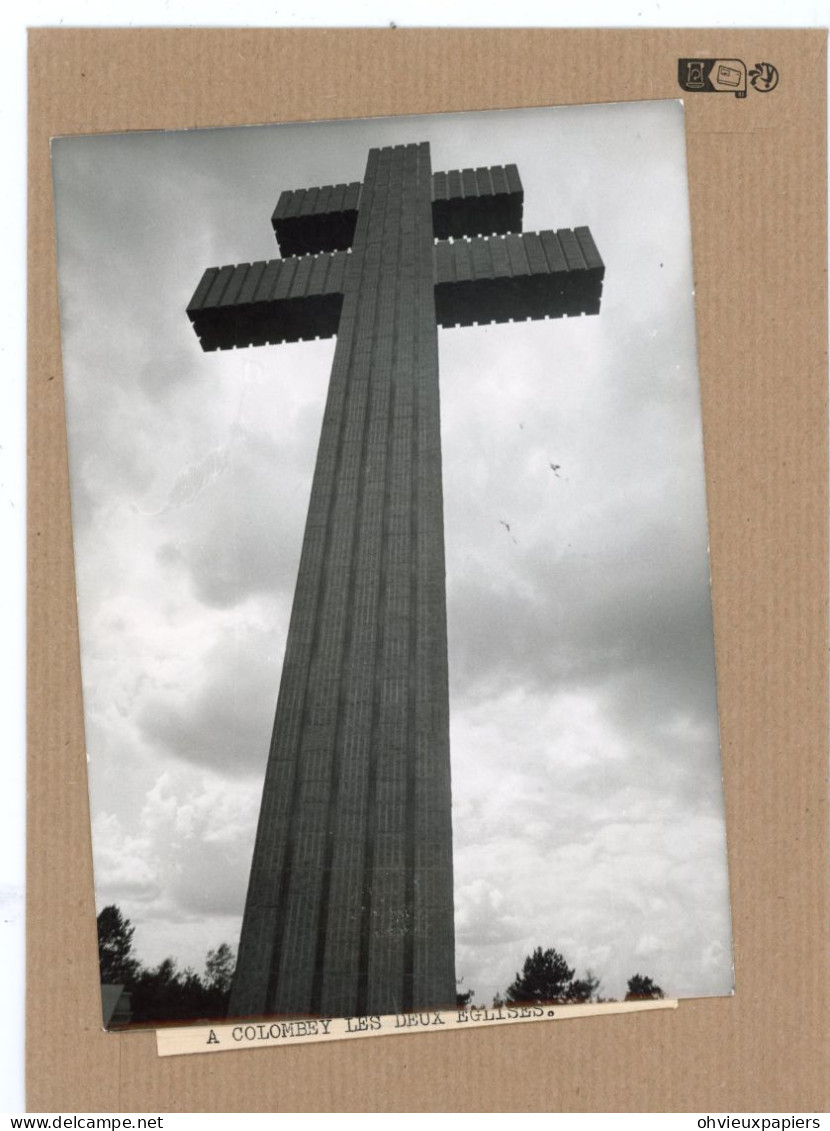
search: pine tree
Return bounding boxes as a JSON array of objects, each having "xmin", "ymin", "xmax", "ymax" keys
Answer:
[
  {"xmin": 97, "ymin": 905, "xmax": 140, "ymax": 985},
  {"xmin": 624, "ymin": 973, "xmax": 665, "ymax": 1000},
  {"xmin": 204, "ymin": 943, "xmax": 236, "ymax": 995},
  {"xmin": 506, "ymin": 946, "xmax": 575, "ymax": 1004},
  {"xmin": 563, "ymin": 970, "xmax": 601, "ymax": 1003}
]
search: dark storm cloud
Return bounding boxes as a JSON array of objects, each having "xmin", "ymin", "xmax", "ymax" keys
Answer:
[
  {"xmin": 166, "ymin": 841, "xmax": 253, "ymax": 918},
  {"xmin": 137, "ymin": 615, "xmax": 284, "ymax": 776},
  {"xmin": 448, "ymin": 526, "xmax": 714, "ymax": 699},
  {"xmin": 170, "ymin": 405, "xmax": 327, "ymax": 608}
]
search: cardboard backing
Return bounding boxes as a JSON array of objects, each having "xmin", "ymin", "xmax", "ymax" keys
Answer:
[{"xmin": 27, "ymin": 27, "xmax": 829, "ymax": 1112}]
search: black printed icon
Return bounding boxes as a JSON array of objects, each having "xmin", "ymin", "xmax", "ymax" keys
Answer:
[
  {"xmin": 678, "ymin": 58, "xmax": 748, "ymax": 98},
  {"xmin": 683, "ymin": 60, "xmax": 706, "ymax": 89},
  {"xmin": 749, "ymin": 62, "xmax": 779, "ymax": 92},
  {"xmin": 715, "ymin": 63, "xmax": 743, "ymax": 89}
]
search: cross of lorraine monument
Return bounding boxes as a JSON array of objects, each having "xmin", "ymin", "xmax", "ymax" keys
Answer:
[{"xmin": 187, "ymin": 141, "xmax": 604, "ymax": 1020}]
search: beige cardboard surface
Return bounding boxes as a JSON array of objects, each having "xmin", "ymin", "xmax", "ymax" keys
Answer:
[{"xmin": 28, "ymin": 28, "xmax": 828, "ymax": 1112}]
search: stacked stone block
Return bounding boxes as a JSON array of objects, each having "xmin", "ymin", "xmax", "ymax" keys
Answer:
[{"xmin": 187, "ymin": 229, "xmax": 604, "ymax": 351}]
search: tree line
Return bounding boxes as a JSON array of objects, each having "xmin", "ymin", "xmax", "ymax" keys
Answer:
[
  {"xmin": 97, "ymin": 904, "xmax": 236, "ymax": 1026},
  {"xmin": 100, "ymin": 905, "xmax": 664, "ymax": 1025},
  {"xmin": 458, "ymin": 945, "xmax": 665, "ymax": 1008}
]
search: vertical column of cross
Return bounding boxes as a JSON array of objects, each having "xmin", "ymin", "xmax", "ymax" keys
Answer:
[
  {"xmin": 360, "ymin": 142, "xmax": 425, "ymax": 1016},
  {"xmin": 230, "ymin": 141, "xmax": 456, "ymax": 1021},
  {"xmin": 353, "ymin": 140, "xmax": 456, "ymax": 1014},
  {"xmin": 268, "ymin": 147, "xmax": 398, "ymax": 1016},
  {"xmin": 313, "ymin": 144, "xmax": 407, "ymax": 1017},
  {"xmin": 410, "ymin": 147, "xmax": 456, "ymax": 1012},
  {"xmin": 318, "ymin": 141, "xmax": 454, "ymax": 1018}
]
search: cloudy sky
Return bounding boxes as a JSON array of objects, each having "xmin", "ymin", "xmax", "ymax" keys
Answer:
[{"xmin": 52, "ymin": 99, "xmax": 733, "ymax": 1008}]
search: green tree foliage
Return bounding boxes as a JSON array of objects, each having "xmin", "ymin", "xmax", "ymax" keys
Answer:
[
  {"xmin": 506, "ymin": 946, "xmax": 575, "ymax": 1004},
  {"xmin": 624, "ymin": 973, "xmax": 665, "ymax": 1000},
  {"xmin": 506, "ymin": 947, "xmax": 605, "ymax": 1005},
  {"xmin": 456, "ymin": 979, "xmax": 475, "ymax": 1008},
  {"xmin": 130, "ymin": 957, "xmax": 229, "ymax": 1024},
  {"xmin": 204, "ymin": 942, "xmax": 236, "ymax": 996},
  {"xmin": 96, "ymin": 905, "xmax": 235, "ymax": 1026},
  {"xmin": 97, "ymin": 905, "xmax": 140, "ymax": 985},
  {"xmin": 562, "ymin": 969, "xmax": 601, "ymax": 1004},
  {"xmin": 131, "ymin": 958, "xmax": 197, "ymax": 1023}
]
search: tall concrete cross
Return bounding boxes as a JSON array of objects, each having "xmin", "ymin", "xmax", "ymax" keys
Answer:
[{"xmin": 187, "ymin": 141, "xmax": 604, "ymax": 1020}]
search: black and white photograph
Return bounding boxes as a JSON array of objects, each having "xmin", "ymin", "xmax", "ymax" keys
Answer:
[{"xmin": 51, "ymin": 99, "xmax": 734, "ymax": 1031}]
